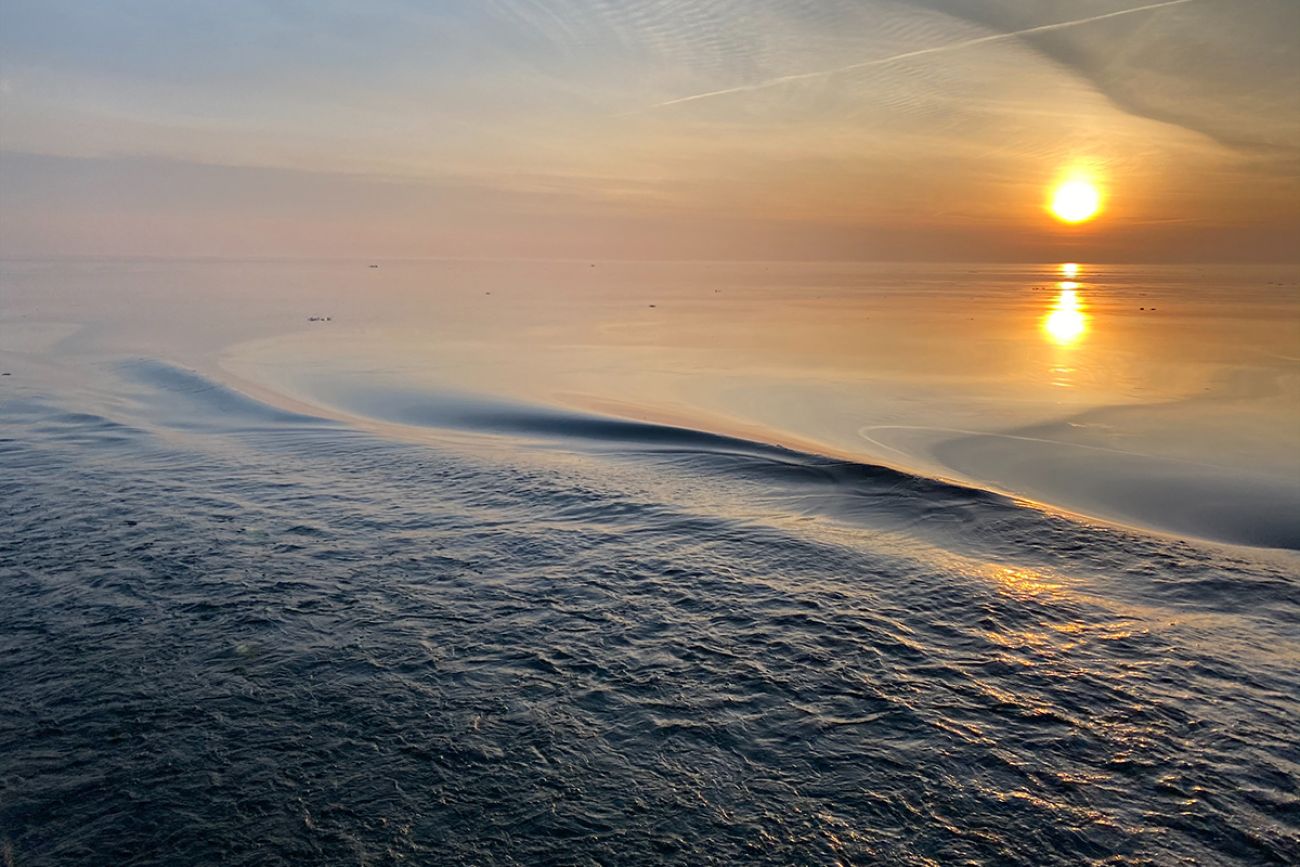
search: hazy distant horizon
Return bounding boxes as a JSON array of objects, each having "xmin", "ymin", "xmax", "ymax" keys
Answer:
[{"xmin": 4, "ymin": 250, "xmax": 1299, "ymax": 265}]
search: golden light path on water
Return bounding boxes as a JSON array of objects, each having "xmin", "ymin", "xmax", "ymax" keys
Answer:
[{"xmin": 1043, "ymin": 273, "xmax": 1089, "ymax": 347}]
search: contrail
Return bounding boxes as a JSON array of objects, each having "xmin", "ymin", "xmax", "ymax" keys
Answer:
[{"xmin": 643, "ymin": 0, "xmax": 1198, "ymax": 111}]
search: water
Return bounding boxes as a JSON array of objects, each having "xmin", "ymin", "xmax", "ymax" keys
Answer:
[{"xmin": 1, "ymin": 259, "xmax": 1298, "ymax": 864}]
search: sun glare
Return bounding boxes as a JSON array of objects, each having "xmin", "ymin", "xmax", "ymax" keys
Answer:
[
  {"xmin": 1043, "ymin": 284, "xmax": 1088, "ymax": 346},
  {"xmin": 1049, "ymin": 179, "xmax": 1102, "ymax": 224}
]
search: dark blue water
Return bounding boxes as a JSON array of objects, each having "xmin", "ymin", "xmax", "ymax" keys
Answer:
[{"xmin": 2, "ymin": 358, "xmax": 1298, "ymax": 865}]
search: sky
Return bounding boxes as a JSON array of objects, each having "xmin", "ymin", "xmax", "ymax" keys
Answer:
[{"xmin": 1, "ymin": 0, "xmax": 1297, "ymax": 262}]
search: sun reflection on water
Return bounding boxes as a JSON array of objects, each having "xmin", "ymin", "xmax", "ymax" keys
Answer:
[
  {"xmin": 1043, "ymin": 283, "xmax": 1088, "ymax": 347},
  {"xmin": 987, "ymin": 566, "xmax": 1063, "ymax": 597}
]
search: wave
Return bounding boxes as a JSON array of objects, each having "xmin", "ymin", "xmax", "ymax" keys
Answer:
[
  {"xmin": 263, "ymin": 377, "xmax": 1018, "ymax": 499},
  {"xmin": 117, "ymin": 359, "xmax": 337, "ymax": 432},
  {"xmin": 118, "ymin": 359, "xmax": 1300, "ymax": 557},
  {"xmin": 109, "ymin": 359, "xmax": 1060, "ymax": 555}
]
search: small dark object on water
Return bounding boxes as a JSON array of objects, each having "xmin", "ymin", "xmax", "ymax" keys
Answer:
[
  {"xmin": 1, "ymin": 372, "xmax": 9, "ymax": 376},
  {"xmin": 369, "ymin": 264, "xmax": 379, "ymax": 268},
  {"xmin": 307, "ymin": 316, "xmax": 332, "ymax": 322},
  {"xmin": 648, "ymin": 304, "xmax": 656, "ymax": 308}
]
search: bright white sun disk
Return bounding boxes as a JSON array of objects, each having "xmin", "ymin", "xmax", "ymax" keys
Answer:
[{"xmin": 1050, "ymin": 180, "xmax": 1102, "ymax": 224}]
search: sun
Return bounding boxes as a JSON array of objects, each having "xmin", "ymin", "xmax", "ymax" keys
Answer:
[{"xmin": 1049, "ymin": 179, "xmax": 1102, "ymax": 224}]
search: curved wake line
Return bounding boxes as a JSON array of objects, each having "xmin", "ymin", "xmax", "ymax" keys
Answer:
[
  {"xmin": 117, "ymin": 358, "xmax": 339, "ymax": 432},
  {"xmin": 188, "ymin": 365, "xmax": 1028, "ymax": 516},
  {"xmin": 858, "ymin": 424, "xmax": 1240, "ymax": 473},
  {"xmin": 635, "ymin": 0, "xmax": 1198, "ymax": 112},
  {"xmin": 858, "ymin": 425, "xmax": 1300, "ymax": 552}
]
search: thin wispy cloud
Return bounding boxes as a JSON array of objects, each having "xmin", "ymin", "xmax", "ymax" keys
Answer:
[{"xmin": 641, "ymin": 0, "xmax": 1200, "ymax": 111}]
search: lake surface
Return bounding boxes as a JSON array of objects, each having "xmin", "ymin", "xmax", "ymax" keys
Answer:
[{"xmin": 2, "ymin": 259, "xmax": 1298, "ymax": 864}]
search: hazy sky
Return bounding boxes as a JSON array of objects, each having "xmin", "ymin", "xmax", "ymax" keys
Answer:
[{"xmin": 2, "ymin": 0, "xmax": 1297, "ymax": 261}]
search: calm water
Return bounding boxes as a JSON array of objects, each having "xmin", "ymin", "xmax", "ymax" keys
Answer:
[{"xmin": 1, "ymin": 260, "xmax": 1298, "ymax": 864}]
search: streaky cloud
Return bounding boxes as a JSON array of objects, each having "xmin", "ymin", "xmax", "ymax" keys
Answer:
[{"xmin": 639, "ymin": 0, "xmax": 1199, "ymax": 111}]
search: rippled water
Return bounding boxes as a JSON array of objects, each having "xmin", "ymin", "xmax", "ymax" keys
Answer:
[{"xmin": 2, "ymin": 260, "xmax": 1298, "ymax": 864}]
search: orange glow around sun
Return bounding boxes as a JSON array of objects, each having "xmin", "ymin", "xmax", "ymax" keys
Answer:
[{"xmin": 1048, "ymin": 175, "xmax": 1103, "ymax": 224}]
